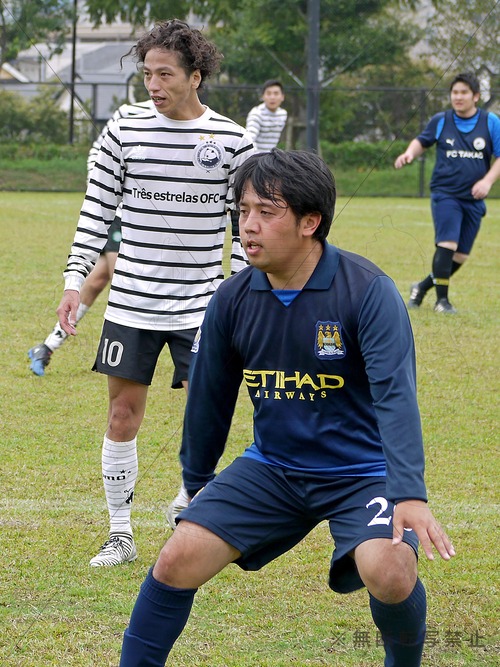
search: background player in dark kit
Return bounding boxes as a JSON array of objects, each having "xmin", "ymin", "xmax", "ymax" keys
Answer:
[
  {"xmin": 119, "ymin": 149, "xmax": 455, "ymax": 666},
  {"xmin": 395, "ymin": 72, "xmax": 500, "ymax": 314}
]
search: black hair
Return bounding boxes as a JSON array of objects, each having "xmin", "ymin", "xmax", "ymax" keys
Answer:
[
  {"xmin": 124, "ymin": 19, "xmax": 223, "ymax": 87},
  {"xmin": 262, "ymin": 79, "xmax": 284, "ymax": 94},
  {"xmin": 234, "ymin": 149, "xmax": 336, "ymax": 243},
  {"xmin": 450, "ymin": 72, "xmax": 480, "ymax": 95}
]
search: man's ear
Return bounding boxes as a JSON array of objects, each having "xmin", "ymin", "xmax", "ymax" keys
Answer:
[
  {"xmin": 191, "ymin": 69, "xmax": 202, "ymax": 89},
  {"xmin": 302, "ymin": 212, "xmax": 321, "ymax": 237}
]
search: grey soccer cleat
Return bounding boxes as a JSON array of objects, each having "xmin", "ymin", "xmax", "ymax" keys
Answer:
[{"xmin": 434, "ymin": 299, "xmax": 457, "ymax": 314}]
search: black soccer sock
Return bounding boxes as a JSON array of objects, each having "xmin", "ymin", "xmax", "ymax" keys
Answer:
[
  {"xmin": 418, "ymin": 274, "xmax": 434, "ymax": 293},
  {"xmin": 432, "ymin": 246, "xmax": 454, "ymax": 301},
  {"xmin": 120, "ymin": 567, "xmax": 197, "ymax": 666},
  {"xmin": 451, "ymin": 260, "xmax": 463, "ymax": 275},
  {"xmin": 369, "ymin": 578, "xmax": 427, "ymax": 667}
]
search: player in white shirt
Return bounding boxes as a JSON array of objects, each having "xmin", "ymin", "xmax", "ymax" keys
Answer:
[
  {"xmin": 56, "ymin": 19, "xmax": 254, "ymax": 566},
  {"xmin": 246, "ymin": 79, "xmax": 287, "ymax": 151}
]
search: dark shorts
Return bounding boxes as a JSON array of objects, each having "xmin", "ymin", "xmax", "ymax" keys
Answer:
[
  {"xmin": 178, "ymin": 457, "xmax": 419, "ymax": 594},
  {"xmin": 102, "ymin": 216, "xmax": 122, "ymax": 254},
  {"xmin": 431, "ymin": 193, "xmax": 486, "ymax": 255},
  {"xmin": 92, "ymin": 320, "xmax": 197, "ymax": 387}
]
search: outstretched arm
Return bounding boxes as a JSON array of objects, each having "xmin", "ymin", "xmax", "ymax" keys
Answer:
[{"xmin": 392, "ymin": 499, "xmax": 455, "ymax": 561}]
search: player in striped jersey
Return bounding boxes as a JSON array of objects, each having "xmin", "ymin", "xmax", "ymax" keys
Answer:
[
  {"xmin": 245, "ymin": 80, "xmax": 287, "ymax": 152},
  {"xmin": 56, "ymin": 19, "xmax": 254, "ymax": 566},
  {"xmin": 27, "ymin": 100, "xmax": 154, "ymax": 376}
]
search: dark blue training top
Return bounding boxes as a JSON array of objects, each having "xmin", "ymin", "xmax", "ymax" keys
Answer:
[
  {"xmin": 180, "ymin": 243, "xmax": 427, "ymax": 504},
  {"xmin": 418, "ymin": 109, "xmax": 497, "ymax": 199}
]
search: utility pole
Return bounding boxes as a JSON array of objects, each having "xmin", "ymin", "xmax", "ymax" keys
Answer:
[
  {"xmin": 306, "ymin": 0, "xmax": 320, "ymax": 152},
  {"xmin": 69, "ymin": 0, "xmax": 78, "ymax": 144}
]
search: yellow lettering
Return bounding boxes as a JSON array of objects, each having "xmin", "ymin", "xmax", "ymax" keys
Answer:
[
  {"xmin": 275, "ymin": 371, "xmax": 285, "ymax": 389},
  {"xmin": 296, "ymin": 373, "xmax": 320, "ymax": 390},
  {"xmin": 283, "ymin": 371, "xmax": 300, "ymax": 386},
  {"xmin": 243, "ymin": 369, "xmax": 259, "ymax": 387},
  {"xmin": 318, "ymin": 374, "xmax": 344, "ymax": 389},
  {"xmin": 274, "ymin": 392, "xmax": 282, "ymax": 399}
]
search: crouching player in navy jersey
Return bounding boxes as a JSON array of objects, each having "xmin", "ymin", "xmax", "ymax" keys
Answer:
[
  {"xmin": 119, "ymin": 149, "xmax": 455, "ymax": 667},
  {"xmin": 395, "ymin": 72, "xmax": 500, "ymax": 314}
]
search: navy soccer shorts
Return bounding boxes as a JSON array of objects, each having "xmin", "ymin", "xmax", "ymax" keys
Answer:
[
  {"xmin": 431, "ymin": 193, "xmax": 486, "ymax": 255},
  {"xmin": 178, "ymin": 457, "xmax": 419, "ymax": 594},
  {"xmin": 93, "ymin": 320, "xmax": 197, "ymax": 387}
]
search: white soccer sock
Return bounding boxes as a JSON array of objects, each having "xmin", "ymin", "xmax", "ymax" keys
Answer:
[
  {"xmin": 101, "ymin": 435, "xmax": 138, "ymax": 536},
  {"xmin": 44, "ymin": 303, "xmax": 89, "ymax": 351}
]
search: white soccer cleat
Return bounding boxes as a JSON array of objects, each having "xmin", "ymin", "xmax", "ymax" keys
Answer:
[
  {"xmin": 166, "ymin": 484, "xmax": 190, "ymax": 529},
  {"xmin": 89, "ymin": 534, "xmax": 137, "ymax": 567}
]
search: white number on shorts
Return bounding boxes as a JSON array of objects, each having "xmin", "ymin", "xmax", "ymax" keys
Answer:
[
  {"xmin": 366, "ymin": 496, "xmax": 392, "ymax": 526},
  {"xmin": 102, "ymin": 338, "xmax": 124, "ymax": 367}
]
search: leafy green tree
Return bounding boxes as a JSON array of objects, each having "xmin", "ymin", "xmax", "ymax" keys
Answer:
[
  {"xmin": 0, "ymin": 0, "xmax": 74, "ymax": 66},
  {"xmin": 426, "ymin": 0, "xmax": 499, "ymax": 104},
  {"xmin": 86, "ymin": 0, "xmax": 425, "ymax": 145},
  {"xmin": 0, "ymin": 87, "xmax": 68, "ymax": 142}
]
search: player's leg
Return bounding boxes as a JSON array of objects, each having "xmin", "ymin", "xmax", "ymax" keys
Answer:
[
  {"xmin": 445, "ymin": 198, "xmax": 484, "ymax": 300},
  {"xmin": 90, "ymin": 375, "xmax": 148, "ymax": 567},
  {"xmin": 407, "ymin": 195, "xmax": 459, "ymax": 312},
  {"xmin": 120, "ymin": 458, "xmax": 312, "ymax": 666},
  {"xmin": 120, "ymin": 521, "xmax": 240, "ymax": 666},
  {"xmin": 90, "ymin": 322, "xmax": 164, "ymax": 566},
  {"xmin": 355, "ymin": 539, "xmax": 425, "ymax": 667},
  {"xmin": 327, "ymin": 479, "xmax": 424, "ymax": 667},
  {"xmin": 429, "ymin": 195, "xmax": 465, "ymax": 312}
]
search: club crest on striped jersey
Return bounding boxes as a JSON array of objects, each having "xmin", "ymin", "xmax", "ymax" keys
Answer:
[
  {"xmin": 315, "ymin": 321, "xmax": 345, "ymax": 359},
  {"xmin": 129, "ymin": 145, "xmax": 148, "ymax": 160},
  {"xmin": 194, "ymin": 135, "xmax": 225, "ymax": 171}
]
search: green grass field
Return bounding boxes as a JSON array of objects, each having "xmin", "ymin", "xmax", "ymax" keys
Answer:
[{"xmin": 0, "ymin": 192, "xmax": 498, "ymax": 666}]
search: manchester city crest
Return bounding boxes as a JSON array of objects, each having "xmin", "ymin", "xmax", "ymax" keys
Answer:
[
  {"xmin": 315, "ymin": 321, "xmax": 346, "ymax": 359},
  {"xmin": 194, "ymin": 135, "xmax": 225, "ymax": 171}
]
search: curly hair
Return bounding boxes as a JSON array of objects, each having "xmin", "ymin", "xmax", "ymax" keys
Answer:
[{"xmin": 125, "ymin": 19, "xmax": 223, "ymax": 88}]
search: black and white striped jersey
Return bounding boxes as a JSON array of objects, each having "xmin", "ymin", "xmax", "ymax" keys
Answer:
[{"xmin": 64, "ymin": 105, "xmax": 254, "ymax": 331}]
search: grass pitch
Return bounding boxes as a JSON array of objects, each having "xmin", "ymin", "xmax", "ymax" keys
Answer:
[{"xmin": 0, "ymin": 192, "xmax": 498, "ymax": 666}]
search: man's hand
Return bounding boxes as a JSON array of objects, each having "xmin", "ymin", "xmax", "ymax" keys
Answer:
[
  {"xmin": 392, "ymin": 499, "xmax": 456, "ymax": 561},
  {"xmin": 471, "ymin": 177, "xmax": 492, "ymax": 200},
  {"xmin": 394, "ymin": 151, "xmax": 415, "ymax": 169},
  {"xmin": 56, "ymin": 289, "xmax": 80, "ymax": 336}
]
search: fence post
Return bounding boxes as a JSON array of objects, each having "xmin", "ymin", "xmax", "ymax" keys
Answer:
[{"xmin": 419, "ymin": 88, "xmax": 427, "ymax": 197}]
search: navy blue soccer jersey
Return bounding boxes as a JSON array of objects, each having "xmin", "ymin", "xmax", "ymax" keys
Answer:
[
  {"xmin": 180, "ymin": 243, "xmax": 427, "ymax": 505},
  {"xmin": 418, "ymin": 109, "xmax": 500, "ymax": 199}
]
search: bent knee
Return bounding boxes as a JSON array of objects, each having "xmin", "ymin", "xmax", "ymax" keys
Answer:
[{"xmin": 355, "ymin": 539, "xmax": 417, "ymax": 603}]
